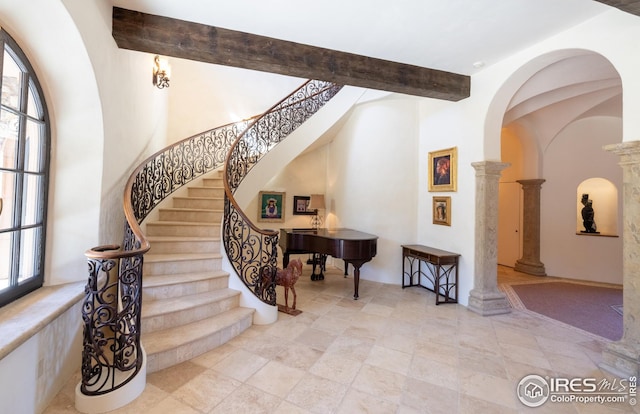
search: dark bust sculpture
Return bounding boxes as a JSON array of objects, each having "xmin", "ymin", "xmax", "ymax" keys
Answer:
[{"xmin": 581, "ymin": 193, "xmax": 599, "ymax": 233}]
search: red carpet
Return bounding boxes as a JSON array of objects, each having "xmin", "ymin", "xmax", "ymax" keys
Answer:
[{"xmin": 508, "ymin": 281, "xmax": 623, "ymax": 341}]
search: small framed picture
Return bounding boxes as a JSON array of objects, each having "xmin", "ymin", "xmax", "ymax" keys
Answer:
[
  {"xmin": 293, "ymin": 196, "xmax": 314, "ymax": 215},
  {"xmin": 433, "ymin": 196, "xmax": 451, "ymax": 226},
  {"xmin": 258, "ymin": 191, "xmax": 285, "ymax": 222},
  {"xmin": 428, "ymin": 147, "xmax": 457, "ymax": 192}
]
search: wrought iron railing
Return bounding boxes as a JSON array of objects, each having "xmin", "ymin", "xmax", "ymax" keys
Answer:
[
  {"xmin": 223, "ymin": 80, "xmax": 343, "ymax": 304},
  {"xmin": 80, "ymin": 120, "xmax": 251, "ymax": 396}
]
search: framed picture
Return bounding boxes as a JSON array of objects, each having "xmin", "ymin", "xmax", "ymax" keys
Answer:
[
  {"xmin": 433, "ymin": 196, "xmax": 451, "ymax": 226},
  {"xmin": 428, "ymin": 147, "xmax": 457, "ymax": 192},
  {"xmin": 293, "ymin": 195, "xmax": 314, "ymax": 215},
  {"xmin": 258, "ymin": 191, "xmax": 285, "ymax": 222}
]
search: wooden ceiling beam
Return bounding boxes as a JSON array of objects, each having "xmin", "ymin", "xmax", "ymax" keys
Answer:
[
  {"xmin": 595, "ymin": 0, "xmax": 640, "ymax": 16},
  {"xmin": 112, "ymin": 7, "xmax": 470, "ymax": 101}
]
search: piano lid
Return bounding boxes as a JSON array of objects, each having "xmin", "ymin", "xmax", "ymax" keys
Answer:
[{"xmin": 283, "ymin": 228, "xmax": 378, "ymax": 241}]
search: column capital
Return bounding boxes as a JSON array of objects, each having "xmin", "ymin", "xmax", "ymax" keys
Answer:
[
  {"xmin": 604, "ymin": 140, "xmax": 640, "ymax": 158},
  {"xmin": 471, "ymin": 161, "xmax": 510, "ymax": 176},
  {"xmin": 516, "ymin": 178, "xmax": 546, "ymax": 188}
]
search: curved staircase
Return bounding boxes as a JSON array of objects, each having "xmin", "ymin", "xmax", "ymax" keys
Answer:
[
  {"xmin": 77, "ymin": 80, "xmax": 357, "ymax": 413},
  {"xmin": 140, "ymin": 170, "xmax": 254, "ymax": 373}
]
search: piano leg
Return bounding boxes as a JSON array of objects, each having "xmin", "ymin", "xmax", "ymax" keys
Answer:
[
  {"xmin": 347, "ymin": 260, "xmax": 371, "ymax": 300},
  {"xmin": 310, "ymin": 253, "xmax": 326, "ymax": 281}
]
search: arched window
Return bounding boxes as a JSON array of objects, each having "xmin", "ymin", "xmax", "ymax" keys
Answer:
[{"xmin": 0, "ymin": 29, "xmax": 50, "ymax": 307}]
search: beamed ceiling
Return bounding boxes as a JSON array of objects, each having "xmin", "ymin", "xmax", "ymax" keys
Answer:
[
  {"xmin": 111, "ymin": 7, "xmax": 470, "ymax": 101},
  {"xmin": 111, "ymin": 1, "xmax": 640, "ymax": 101}
]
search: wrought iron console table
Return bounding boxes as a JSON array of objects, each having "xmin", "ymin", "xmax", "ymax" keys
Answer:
[{"xmin": 402, "ymin": 244, "xmax": 460, "ymax": 305}]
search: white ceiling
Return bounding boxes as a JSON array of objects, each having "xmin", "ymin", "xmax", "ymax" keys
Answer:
[
  {"xmin": 110, "ymin": 0, "xmax": 624, "ymax": 129},
  {"xmin": 110, "ymin": 0, "xmax": 612, "ymax": 76}
]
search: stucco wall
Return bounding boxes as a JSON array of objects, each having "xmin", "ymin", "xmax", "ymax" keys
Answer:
[
  {"xmin": 541, "ymin": 116, "xmax": 623, "ymax": 283},
  {"xmin": 327, "ymin": 93, "xmax": 420, "ymax": 285}
]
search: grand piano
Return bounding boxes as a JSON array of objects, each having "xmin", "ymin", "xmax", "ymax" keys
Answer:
[{"xmin": 279, "ymin": 228, "xmax": 378, "ymax": 299}]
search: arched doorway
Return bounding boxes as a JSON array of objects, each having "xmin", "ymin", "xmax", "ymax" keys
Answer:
[
  {"xmin": 498, "ymin": 51, "xmax": 622, "ymax": 285},
  {"xmin": 469, "ymin": 49, "xmax": 623, "ymax": 318}
]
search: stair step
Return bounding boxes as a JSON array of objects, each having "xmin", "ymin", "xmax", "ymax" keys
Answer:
[
  {"xmin": 188, "ymin": 187, "xmax": 224, "ymax": 198},
  {"xmin": 143, "ymin": 307, "xmax": 255, "ymax": 373},
  {"xmin": 202, "ymin": 177, "xmax": 223, "ymax": 187},
  {"xmin": 142, "ymin": 270, "xmax": 230, "ymax": 300},
  {"xmin": 158, "ymin": 207, "xmax": 223, "ymax": 223},
  {"xmin": 145, "ymin": 221, "xmax": 221, "ymax": 237},
  {"xmin": 173, "ymin": 196, "xmax": 224, "ymax": 209},
  {"xmin": 147, "ymin": 236, "xmax": 220, "ymax": 254},
  {"xmin": 147, "ymin": 235, "xmax": 220, "ymax": 254},
  {"xmin": 142, "ymin": 289, "xmax": 241, "ymax": 333},
  {"xmin": 144, "ymin": 252, "xmax": 222, "ymax": 275},
  {"xmin": 145, "ymin": 252, "xmax": 222, "ymax": 262}
]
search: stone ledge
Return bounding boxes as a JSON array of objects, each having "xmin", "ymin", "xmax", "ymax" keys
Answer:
[{"xmin": 0, "ymin": 282, "xmax": 85, "ymax": 361}]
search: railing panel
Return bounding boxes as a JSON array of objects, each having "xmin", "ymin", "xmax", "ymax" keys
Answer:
[{"xmin": 223, "ymin": 80, "xmax": 343, "ymax": 301}]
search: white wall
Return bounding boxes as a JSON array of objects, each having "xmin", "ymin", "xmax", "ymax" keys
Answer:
[
  {"xmin": 0, "ymin": 300, "xmax": 83, "ymax": 414},
  {"xmin": 417, "ymin": 98, "xmax": 481, "ymax": 306},
  {"xmin": 327, "ymin": 93, "xmax": 420, "ymax": 284},
  {"xmin": 166, "ymin": 60, "xmax": 305, "ymax": 142},
  {"xmin": 248, "ymin": 147, "xmax": 329, "ymax": 232},
  {"xmin": 541, "ymin": 116, "xmax": 623, "ymax": 283},
  {"xmin": 0, "ymin": 0, "xmax": 104, "ymax": 285}
]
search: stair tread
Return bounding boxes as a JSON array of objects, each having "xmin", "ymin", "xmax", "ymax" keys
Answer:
[
  {"xmin": 146, "ymin": 220, "xmax": 221, "ymax": 226},
  {"xmin": 146, "ymin": 235, "xmax": 220, "ymax": 242},
  {"xmin": 143, "ymin": 307, "xmax": 254, "ymax": 354},
  {"xmin": 142, "ymin": 288, "xmax": 240, "ymax": 318},
  {"xmin": 144, "ymin": 252, "xmax": 222, "ymax": 263},
  {"xmin": 173, "ymin": 196, "xmax": 223, "ymax": 200},
  {"xmin": 143, "ymin": 270, "xmax": 229, "ymax": 288},
  {"xmin": 160, "ymin": 207, "xmax": 222, "ymax": 212}
]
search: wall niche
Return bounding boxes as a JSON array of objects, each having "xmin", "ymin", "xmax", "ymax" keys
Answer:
[{"xmin": 576, "ymin": 178, "xmax": 618, "ymax": 237}]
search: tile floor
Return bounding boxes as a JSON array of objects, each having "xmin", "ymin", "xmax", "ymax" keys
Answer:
[{"xmin": 44, "ymin": 265, "xmax": 637, "ymax": 414}]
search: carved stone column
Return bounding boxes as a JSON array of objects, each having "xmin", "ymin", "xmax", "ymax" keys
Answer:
[
  {"xmin": 600, "ymin": 141, "xmax": 640, "ymax": 377},
  {"xmin": 514, "ymin": 179, "xmax": 547, "ymax": 276},
  {"xmin": 468, "ymin": 161, "xmax": 512, "ymax": 316}
]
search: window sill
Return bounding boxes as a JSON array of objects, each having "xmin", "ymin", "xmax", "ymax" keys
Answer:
[{"xmin": 0, "ymin": 282, "xmax": 85, "ymax": 361}]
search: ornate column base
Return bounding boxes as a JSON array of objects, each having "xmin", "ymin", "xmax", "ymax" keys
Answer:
[
  {"xmin": 514, "ymin": 259, "xmax": 546, "ymax": 276},
  {"xmin": 599, "ymin": 340, "xmax": 639, "ymax": 378},
  {"xmin": 468, "ymin": 288, "xmax": 511, "ymax": 316}
]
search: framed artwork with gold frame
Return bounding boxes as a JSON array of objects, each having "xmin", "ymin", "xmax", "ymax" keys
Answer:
[
  {"xmin": 258, "ymin": 191, "xmax": 285, "ymax": 222},
  {"xmin": 428, "ymin": 147, "xmax": 457, "ymax": 192},
  {"xmin": 433, "ymin": 196, "xmax": 451, "ymax": 226}
]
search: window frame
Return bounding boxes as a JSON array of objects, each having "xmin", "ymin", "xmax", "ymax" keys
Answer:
[{"xmin": 0, "ymin": 29, "xmax": 51, "ymax": 307}]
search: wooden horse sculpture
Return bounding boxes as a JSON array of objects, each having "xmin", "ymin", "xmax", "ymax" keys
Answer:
[{"xmin": 275, "ymin": 259, "xmax": 303, "ymax": 313}]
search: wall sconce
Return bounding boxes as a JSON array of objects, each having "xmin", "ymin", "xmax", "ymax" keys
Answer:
[
  {"xmin": 152, "ymin": 55, "xmax": 170, "ymax": 89},
  {"xmin": 308, "ymin": 194, "xmax": 325, "ymax": 229}
]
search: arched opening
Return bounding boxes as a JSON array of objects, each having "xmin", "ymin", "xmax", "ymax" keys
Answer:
[
  {"xmin": 497, "ymin": 51, "xmax": 622, "ymax": 285},
  {"xmin": 470, "ymin": 49, "xmax": 624, "ymax": 331}
]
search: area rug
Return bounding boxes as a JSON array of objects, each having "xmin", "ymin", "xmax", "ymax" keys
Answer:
[{"xmin": 502, "ymin": 281, "xmax": 623, "ymax": 341}]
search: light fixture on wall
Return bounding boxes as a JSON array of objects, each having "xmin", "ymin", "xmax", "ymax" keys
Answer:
[
  {"xmin": 308, "ymin": 194, "xmax": 325, "ymax": 229},
  {"xmin": 152, "ymin": 55, "xmax": 170, "ymax": 89}
]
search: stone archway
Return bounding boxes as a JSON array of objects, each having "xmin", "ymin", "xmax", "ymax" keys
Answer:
[{"xmin": 470, "ymin": 50, "xmax": 622, "ymax": 315}]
